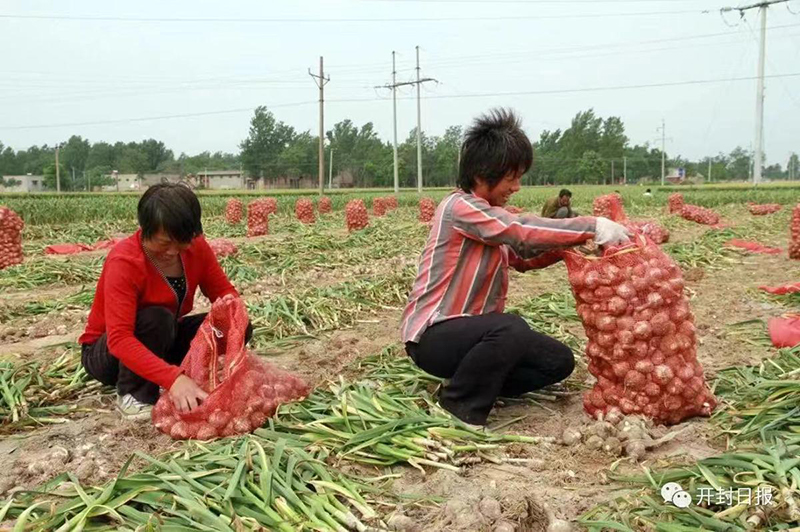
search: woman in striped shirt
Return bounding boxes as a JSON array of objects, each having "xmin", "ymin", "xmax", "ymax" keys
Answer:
[{"xmin": 401, "ymin": 109, "xmax": 630, "ymax": 426}]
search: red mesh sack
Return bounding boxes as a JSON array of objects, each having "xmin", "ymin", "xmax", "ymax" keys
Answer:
[
  {"xmin": 373, "ymin": 197, "xmax": 386, "ymax": 217},
  {"xmin": 384, "ymin": 196, "xmax": 398, "ymax": 211},
  {"xmin": 247, "ymin": 199, "xmax": 271, "ymax": 237},
  {"xmin": 768, "ymin": 316, "xmax": 800, "ymax": 349},
  {"xmin": 45, "ymin": 243, "xmax": 93, "ymax": 255},
  {"xmin": 593, "ymin": 194, "xmax": 627, "ymax": 222},
  {"xmin": 668, "ymin": 193, "xmax": 684, "ymax": 214},
  {"xmin": 625, "ymin": 220, "xmax": 669, "ymax": 244},
  {"xmin": 345, "ymin": 199, "xmax": 369, "ymax": 232},
  {"xmin": 225, "ymin": 198, "xmax": 243, "ymax": 225},
  {"xmin": 564, "ymin": 235, "xmax": 716, "ymax": 425},
  {"xmin": 318, "ymin": 196, "xmax": 332, "ymax": 214},
  {"xmin": 760, "ymin": 282, "xmax": 800, "ymax": 295},
  {"xmin": 504, "ymin": 205, "xmax": 524, "ymax": 214},
  {"xmin": 295, "ymin": 198, "xmax": 315, "ymax": 224},
  {"xmin": 748, "ymin": 203, "xmax": 782, "ymax": 216},
  {"xmin": 790, "ymin": 204, "xmax": 800, "ymax": 260},
  {"xmin": 419, "ymin": 198, "xmax": 436, "ymax": 223},
  {"xmin": 725, "ymin": 239, "xmax": 782, "ymax": 255},
  {"xmin": 0, "ymin": 207, "xmax": 24, "ymax": 270},
  {"xmin": 209, "ymin": 238, "xmax": 238, "ymax": 258},
  {"xmin": 679, "ymin": 204, "xmax": 720, "ymax": 226},
  {"xmin": 152, "ymin": 297, "xmax": 310, "ymax": 440}
]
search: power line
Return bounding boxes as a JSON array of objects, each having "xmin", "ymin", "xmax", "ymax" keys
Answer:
[
  {"xmin": 0, "ymin": 9, "xmax": 711, "ymax": 24},
  {"xmin": 3, "ymin": 71, "xmax": 799, "ymax": 131}
]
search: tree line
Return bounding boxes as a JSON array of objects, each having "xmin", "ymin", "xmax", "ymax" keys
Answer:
[{"xmin": 1, "ymin": 106, "xmax": 797, "ymax": 191}]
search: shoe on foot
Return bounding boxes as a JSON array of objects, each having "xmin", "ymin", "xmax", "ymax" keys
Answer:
[{"xmin": 117, "ymin": 394, "xmax": 153, "ymax": 419}]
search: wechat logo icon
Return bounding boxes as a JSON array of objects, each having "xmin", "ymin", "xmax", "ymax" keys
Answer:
[{"xmin": 661, "ymin": 482, "xmax": 692, "ymax": 509}]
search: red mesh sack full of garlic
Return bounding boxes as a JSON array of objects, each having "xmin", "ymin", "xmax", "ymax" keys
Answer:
[{"xmin": 563, "ymin": 235, "xmax": 716, "ymax": 425}]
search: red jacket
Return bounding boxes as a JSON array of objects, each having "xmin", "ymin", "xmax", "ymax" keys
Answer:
[{"xmin": 79, "ymin": 229, "xmax": 238, "ymax": 389}]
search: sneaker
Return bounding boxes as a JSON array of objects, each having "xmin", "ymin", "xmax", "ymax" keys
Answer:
[{"xmin": 117, "ymin": 394, "xmax": 153, "ymax": 419}]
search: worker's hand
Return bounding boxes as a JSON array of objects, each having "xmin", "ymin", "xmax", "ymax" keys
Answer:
[
  {"xmin": 169, "ymin": 374, "xmax": 209, "ymax": 413},
  {"xmin": 594, "ymin": 217, "xmax": 632, "ymax": 246}
]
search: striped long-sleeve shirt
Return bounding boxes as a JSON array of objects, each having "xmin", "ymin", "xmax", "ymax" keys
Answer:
[{"xmin": 400, "ymin": 190, "xmax": 596, "ymax": 344}]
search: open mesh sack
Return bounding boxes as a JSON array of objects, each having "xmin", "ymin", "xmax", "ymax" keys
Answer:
[
  {"xmin": 152, "ymin": 297, "xmax": 309, "ymax": 440},
  {"xmin": 564, "ymin": 234, "xmax": 716, "ymax": 425}
]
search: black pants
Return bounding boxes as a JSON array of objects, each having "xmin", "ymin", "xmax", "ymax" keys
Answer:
[
  {"xmin": 406, "ymin": 312, "xmax": 575, "ymax": 425},
  {"xmin": 81, "ymin": 306, "xmax": 253, "ymax": 404}
]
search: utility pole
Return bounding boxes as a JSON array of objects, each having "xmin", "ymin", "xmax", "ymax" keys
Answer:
[
  {"xmin": 309, "ymin": 56, "xmax": 330, "ymax": 195},
  {"xmin": 611, "ymin": 160, "xmax": 615, "ymax": 185},
  {"xmin": 722, "ymin": 0, "xmax": 788, "ymax": 184},
  {"xmin": 55, "ymin": 144, "xmax": 61, "ymax": 193},
  {"xmin": 377, "ymin": 47, "xmax": 436, "ymax": 193},
  {"xmin": 328, "ymin": 149, "xmax": 334, "ymax": 189},
  {"xmin": 658, "ymin": 119, "xmax": 666, "ymax": 186},
  {"xmin": 392, "ymin": 52, "xmax": 399, "ymax": 193},
  {"xmin": 415, "ymin": 46, "xmax": 423, "ymax": 193},
  {"xmin": 708, "ymin": 159, "xmax": 712, "ymax": 183},
  {"xmin": 623, "ymin": 156, "xmax": 627, "ymax": 184}
]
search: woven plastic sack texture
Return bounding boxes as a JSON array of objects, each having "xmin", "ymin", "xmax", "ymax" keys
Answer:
[
  {"xmin": 748, "ymin": 203, "xmax": 782, "ymax": 216},
  {"xmin": 790, "ymin": 204, "xmax": 800, "ymax": 260},
  {"xmin": 0, "ymin": 207, "xmax": 24, "ymax": 270},
  {"xmin": 247, "ymin": 199, "xmax": 271, "ymax": 237},
  {"xmin": 593, "ymin": 193, "xmax": 626, "ymax": 222},
  {"xmin": 564, "ymin": 235, "xmax": 716, "ymax": 425},
  {"xmin": 419, "ymin": 198, "xmax": 436, "ymax": 223},
  {"xmin": 225, "ymin": 198, "xmax": 243, "ymax": 225},
  {"xmin": 152, "ymin": 297, "xmax": 309, "ymax": 440}
]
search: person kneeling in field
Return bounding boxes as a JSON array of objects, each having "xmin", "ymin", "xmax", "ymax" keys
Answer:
[
  {"xmin": 79, "ymin": 183, "xmax": 252, "ymax": 418},
  {"xmin": 541, "ymin": 188, "xmax": 578, "ymax": 218},
  {"xmin": 400, "ymin": 109, "xmax": 630, "ymax": 426}
]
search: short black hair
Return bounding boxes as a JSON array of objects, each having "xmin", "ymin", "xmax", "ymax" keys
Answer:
[
  {"xmin": 559, "ymin": 189, "xmax": 572, "ymax": 198},
  {"xmin": 458, "ymin": 108, "xmax": 533, "ymax": 192},
  {"xmin": 138, "ymin": 183, "xmax": 203, "ymax": 243}
]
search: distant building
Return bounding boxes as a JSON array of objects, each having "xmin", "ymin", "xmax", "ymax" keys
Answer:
[
  {"xmin": 102, "ymin": 172, "xmax": 140, "ymax": 192},
  {"xmin": 195, "ymin": 170, "xmax": 246, "ymax": 190},
  {"xmin": 332, "ymin": 171, "xmax": 355, "ymax": 188},
  {"xmin": 261, "ymin": 175, "xmax": 317, "ymax": 189},
  {"xmin": 0, "ymin": 174, "xmax": 44, "ymax": 193}
]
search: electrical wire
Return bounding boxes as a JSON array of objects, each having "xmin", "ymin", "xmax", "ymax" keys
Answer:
[
  {"xmin": 0, "ymin": 9, "xmax": 711, "ymax": 24},
  {"xmin": 3, "ymin": 71, "xmax": 798, "ymax": 131}
]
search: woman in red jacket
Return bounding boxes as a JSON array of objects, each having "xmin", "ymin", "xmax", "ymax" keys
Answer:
[{"xmin": 80, "ymin": 183, "xmax": 251, "ymax": 418}]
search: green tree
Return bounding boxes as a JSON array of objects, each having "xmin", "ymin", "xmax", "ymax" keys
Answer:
[
  {"xmin": 60, "ymin": 135, "xmax": 91, "ymax": 175},
  {"xmin": 240, "ymin": 106, "xmax": 296, "ymax": 182}
]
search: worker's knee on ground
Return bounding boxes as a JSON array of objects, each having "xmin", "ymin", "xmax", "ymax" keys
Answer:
[
  {"xmin": 135, "ymin": 306, "xmax": 177, "ymax": 340},
  {"xmin": 555, "ymin": 207, "xmax": 570, "ymax": 218}
]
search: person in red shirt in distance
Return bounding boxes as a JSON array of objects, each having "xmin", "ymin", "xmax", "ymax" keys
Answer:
[
  {"xmin": 79, "ymin": 183, "xmax": 251, "ymax": 418},
  {"xmin": 401, "ymin": 109, "xmax": 630, "ymax": 427}
]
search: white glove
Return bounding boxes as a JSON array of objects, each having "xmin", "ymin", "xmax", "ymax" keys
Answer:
[{"xmin": 594, "ymin": 217, "xmax": 631, "ymax": 246}]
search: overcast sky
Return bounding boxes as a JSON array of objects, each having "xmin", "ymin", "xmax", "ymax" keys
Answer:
[{"xmin": 1, "ymin": 0, "xmax": 799, "ymax": 165}]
